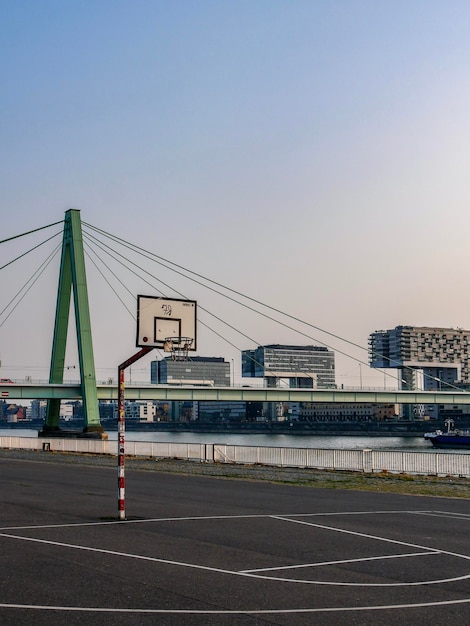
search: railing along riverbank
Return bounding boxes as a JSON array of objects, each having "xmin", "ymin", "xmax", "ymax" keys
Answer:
[{"xmin": 1, "ymin": 436, "xmax": 470, "ymax": 478}]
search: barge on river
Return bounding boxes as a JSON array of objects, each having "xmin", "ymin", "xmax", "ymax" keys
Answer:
[{"xmin": 424, "ymin": 419, "xmax": 470, "ymax": 449}]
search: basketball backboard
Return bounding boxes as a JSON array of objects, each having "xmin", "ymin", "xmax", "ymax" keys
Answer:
[{"xmin": 136, "ymin": 296, "xmax": 197, "ymax": 350}]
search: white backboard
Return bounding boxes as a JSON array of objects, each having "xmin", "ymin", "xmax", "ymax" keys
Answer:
[{"xmin": 136, "ymin": 296, "xmax": 197, "ymax": 350}]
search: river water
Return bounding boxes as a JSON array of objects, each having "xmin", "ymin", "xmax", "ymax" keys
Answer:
[{"xmin": 0, "ymin": 427, "xmax": 433, "ymax": 451}]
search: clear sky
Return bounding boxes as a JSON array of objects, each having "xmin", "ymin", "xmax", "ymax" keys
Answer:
[{"xmin": 1, "ymin": 1, "xmax": 470, "ymax": 386}]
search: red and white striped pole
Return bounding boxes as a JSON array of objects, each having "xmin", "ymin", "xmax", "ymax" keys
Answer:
[
  {"xmin": 117, "ymin": 347, "xmax": 152, "ymax": 520},
  {"xmin": 118, "ymin": 366, "xmax": 126, "ymax": 520}
]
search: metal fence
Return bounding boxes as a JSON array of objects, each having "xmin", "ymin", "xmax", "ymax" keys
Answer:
[{"xmin": 1, "ymin": 436, "xmax": 470, "ymax": 477}]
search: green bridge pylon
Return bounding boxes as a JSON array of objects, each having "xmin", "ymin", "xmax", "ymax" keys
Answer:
[{"xmin": 44, "ymin": 209, "xmax": 104, "ymax": 436}]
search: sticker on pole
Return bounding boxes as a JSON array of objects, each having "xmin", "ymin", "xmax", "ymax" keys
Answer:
[{"xmin": 136, "ymin": 296, "xmax": 197, "ymax": 351}]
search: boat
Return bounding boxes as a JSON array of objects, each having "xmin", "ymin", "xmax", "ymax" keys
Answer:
[{"xmin": 424, "ymin": 419, "xmax": 470, "ymax": 449}]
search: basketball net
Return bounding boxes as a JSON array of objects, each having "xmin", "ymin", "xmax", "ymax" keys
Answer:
[{"xmin": 163, "ymin": 337, "xmax": 193, "ymax": 361}]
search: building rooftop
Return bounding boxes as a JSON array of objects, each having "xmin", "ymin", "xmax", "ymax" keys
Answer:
[{"xmin": 262, "ymin": 344, "xmax": 329, "ymax": 352}]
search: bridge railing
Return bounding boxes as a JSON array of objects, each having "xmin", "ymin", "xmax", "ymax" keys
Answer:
[{"xmin": 1, "ymin": 436, "xmax": 470, "ymax": 478}]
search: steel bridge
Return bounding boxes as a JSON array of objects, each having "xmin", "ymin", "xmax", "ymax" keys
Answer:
[{"xmin": 2, "ymin": 382, "xmax": 470, "ymax": 405}]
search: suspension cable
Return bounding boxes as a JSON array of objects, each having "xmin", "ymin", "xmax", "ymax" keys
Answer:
[
  {"xmin": 0, "ymin": 230, "xmax": 62, "ymax": 272},
  {"xmin": 83, "ymin": 232, "xmax": 295, "ymax": 386},
  {"xmin": 0, "ymin": 244, "xmax": 62, "ymax": 328},
  {"xmin": 82, "ymin": 225, "xmax": 391, "ymax": 385},
  {"xmin": 0, "ymin": 221, "xmax": 63, "ymax": 245}
]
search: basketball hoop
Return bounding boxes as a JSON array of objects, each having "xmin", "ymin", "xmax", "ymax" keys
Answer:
[
  {"xmin": 164, "ymin": 337, "xmax": 193, "ymax": 361},
  {"xmin": 137, "ymin": 296, "xmax": 197, "ymax": 350}
]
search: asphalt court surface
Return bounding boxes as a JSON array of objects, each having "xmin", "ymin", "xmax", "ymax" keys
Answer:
[{"xmin": 1, "ymin": 455, "xmax": 470, "ymax": 625}]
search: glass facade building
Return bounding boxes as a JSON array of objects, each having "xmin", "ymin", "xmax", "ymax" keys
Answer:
[
  {"xmin": 151, "ymin": 356, "xmax": 231, "ymax": 387},
  {"xmin": 242, "ymin": 344, "xmax": 335, "ymax": 389},
  {"xmin": 150, "ymin": 356, "xmax": 240, "ymax": 422}
]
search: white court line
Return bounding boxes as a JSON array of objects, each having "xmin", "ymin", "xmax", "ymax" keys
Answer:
[
  {"xmin": 292, "ymin": 510, "xmax": 469, "ymax": 520},
  {"xmin": 270, "ymin": 514, "xmax": 470, "ymax": 558},
  {"xmin": 0, "ymin": 532, "xmax": 235, "ymax": 577},
  {"xmin": 2, "ymin": 511, "xmax": 470, "ymax": 615},
  {"xmin": 0, "ymin": 513, "xmax": 270, "ymax": 532},
  {"xmin": 410, "ymin": 511, "xmax": 470, "ymax": 522},
  {"xmin": 292, "ymin": 509, "xmax": 434, "ymax": 517},
  {"xmin": 1, "ymin": 597, "xmax": 470, "ymax": 614},
  {"xmin": 2, "ymin": 519, "xmax": 470, "ymax": 587},
  {"xmin": 241, "ymin": 551, "xmax": 440, "ymax": 574},
  {"xmin": 0, "ymin": 509, "xmax": 441, "ymax": 532}
]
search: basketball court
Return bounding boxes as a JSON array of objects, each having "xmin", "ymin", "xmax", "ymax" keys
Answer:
[{"xmin": 1, "ymin": 454, "xmax": 470, "ymax": 625}]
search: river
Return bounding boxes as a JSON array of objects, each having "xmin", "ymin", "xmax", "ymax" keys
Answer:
[{"xmin": 0, "ymin": 427, "xmax": 433, "ymax": 451}]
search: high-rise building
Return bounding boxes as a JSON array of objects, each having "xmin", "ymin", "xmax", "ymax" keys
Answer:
[
  {"xmin": 369, "ymin": 326, "xmax": 469, "ymax": 384},
  {"xmin": 150, "ymin": 356, "xmax": 243, "ymax": 422},
  {"xmin": 242, "ymin": 344, "xmax": 335, "ymax": 389},
  {"xmin": 151, "ymin": 356, "xmax": 230, "ymax": 387},
  {"xmin": 369, "ymin": 325, "xmax": 470, "ymax": 419},
  {"xmin": 242, "ymin": 344, "xmax": 335, "ymax": 421}
]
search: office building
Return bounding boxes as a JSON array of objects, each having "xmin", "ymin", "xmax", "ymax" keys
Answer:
[
  {"xmin": 124, "ymin": 401, "xmax": 156, "ymax": 422},
  {"xmin": 242, "ymin": 344, "xmax": 335, "ymax": 421},
  {"xmin": 299, "ymin": 403, "xmax": 399, "ymax": 422},
  {"xmin": 242, "ymin": 344, "xmax": 335, "ymax": 388},
  {"xmin": 369, "ymin": 325, "xmax": 470, "ymax": 418},
  {"xmin": 151, "ymin": 356, "xmax": 230, "ymax": 387},
  {"xmin": 150, "ymin": 356, "xmax": 240, "ymax": 421}
]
